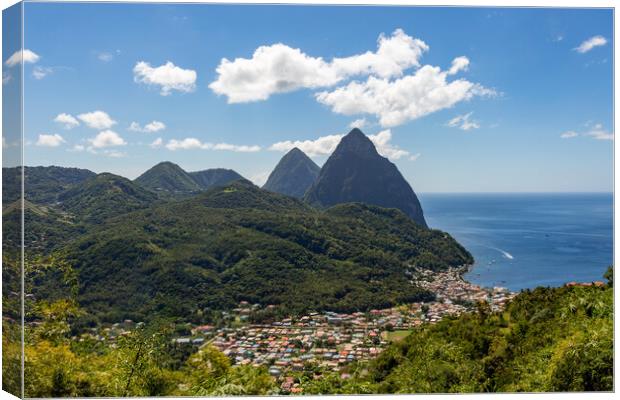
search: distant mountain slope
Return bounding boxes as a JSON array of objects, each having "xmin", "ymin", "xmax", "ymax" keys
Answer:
[
  {"xmin": 58, "ymin": 173, "xmax": 158, "ymax": 224},
  {"xmin": 2, "ymin": 166, "xmax": 96, "ymax": 204},
  {"xmin": 305, "ymin": 128, "xmax": 427, "ymax": 227},
  {"xmin": 263, "ymin": 148, "xmax": 320, "ymax": 198},
  {"xmin": 134, "ymin": 161, "xmax": 202, "ymax": 196},
  {"xmin": 189, "ymin": 168, "xmax": 245, "ymax": 190},
  {"xmin": 3, "ymin": 199, "xmax": 77, "ymax": 252},
  {"xmin": 65, "ymin": 181, "xmax": 471, "ymax": 323}
]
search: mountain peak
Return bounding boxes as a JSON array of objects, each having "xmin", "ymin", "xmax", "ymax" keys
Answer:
[
  {"xmin": 189, "ymin": 168, "xmax": 245, "ymax": 190},
  {"xmin": 304, "ymin": 132, "xmax": 427, "ymax": 227},
  {"xmin": 336, "ymin": 128, "xmax": 378, "ymax": 156},
  {"xmin": 135, "ymin": 161, "xmax": 201, "ymax": 195},
  {"xmin": 263, "ymin": 147, "xmax": 320, "ymax": 198}
]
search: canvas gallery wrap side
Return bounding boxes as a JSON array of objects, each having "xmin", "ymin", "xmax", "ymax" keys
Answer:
[{"xmin": 1, "ymin": 1, "xmax": 614, "ymax": 397}]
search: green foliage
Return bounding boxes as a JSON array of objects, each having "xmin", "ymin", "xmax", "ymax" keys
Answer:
[
  {"xmin": 3, "ymin": 165, "xmax": 96, "ymax": 204},
  {"xmin": 345, "ymin": 281, "xmax": 613, "ymax": 393},
  {"xmin": 58, "ymin": 173, "xmax": 158, "ymax": 224},
  {"xmin": 604, "ymin": 265, "xmax": 612, "ymax": 287},
  {"xmin": 134, "ymin": 161, "xmax": 202, "ymax": 197},
  {"xmin": 66, "ymin": 181, "xmax": 470, "ymax": 322}
]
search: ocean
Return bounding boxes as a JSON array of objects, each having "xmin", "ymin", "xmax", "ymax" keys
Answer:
[{"xmin": 418, "ymin": 193, "xmax": 613, "ymax": 291}]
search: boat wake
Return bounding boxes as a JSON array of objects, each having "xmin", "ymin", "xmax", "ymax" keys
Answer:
[{"xmin": 491, "ymin": 247, "xmax": 514, "ymax": 260}]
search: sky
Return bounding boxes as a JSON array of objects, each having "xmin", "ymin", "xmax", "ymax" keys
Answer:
[{"xmin": 3, "ymin": 3, "xmax": 614, "ymax": 192}]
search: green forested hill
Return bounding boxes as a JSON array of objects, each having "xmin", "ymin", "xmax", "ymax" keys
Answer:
[
  {"xmin": 58, "ymin": 173, "xmax": 158, "ymax": 224},
  {"xmin": 2, "ymin": 165, "xmax": 96, "ymax": 204},
  {"xmin": 134, "ymin": 161, "xmax": 202, "ymax": 196},
  {"xmin": 189, "ymin": 168, "xmax": 245, "ymax": 190},
  {"xmin": 63, "ymin": 180, "xmax": 471, "ymax": 323},
  {"xmin": 327, "ymin": 277, "xmax": 612, "ymax": 393}
]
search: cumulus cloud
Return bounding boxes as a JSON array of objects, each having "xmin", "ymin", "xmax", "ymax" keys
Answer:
[
  {"xmin": 367, "ymin": 129, "xmax": 415, "ymax": 160},
  {"xmin": 77, "ymin": 110, "xmax": 117, "ymax": 130},
  {"xmin": 36, "ymin": 133, "xmax": 65, "ymax": 147},
  {"xmin": 270, "ymin": 129, "xmax": 415, "ymax": 160},
  {"xmin": 269, "ymin": 134, "xmax": 343, "ymax": 157},
  {"xmin": 349, "ymin": 118, "xmax": 368, "ymax": 129},
  {"xmin": 133, "ymin": 61, "xmax": 197, "ymax": 95},
  {"xmin": 129, "ymin": 120, "xmax": 166, "ymax": 133},
  {"xmin": 447, "ymin": 112, "xmax": 480, "ymax": 131},
  {"xmin": 88, "ymin": 130, "xmax": 127, "ymax": 148},
  {"xmin": 165, "ymin": 138, "xmax": 260, "ymax": 152},
  {"xmin": 54, "ymin": 113, "xmax": 80, "ymax": 129},
  {"xmin": 316, "ymin": 64, "xmax": 494, "ymax": 128},
  {"xmin": 5, "ymin": 49, "xmax": 40, "ymax": 67},
  {"xmin": 447, "ymin": 56, "xmax": 470, "ymax": 75},
  {"xmin": 249, "ymin": 171, "xmax": 271, "ymax": 186},
  {"xmin": 574, "ymin": 35, "xmax": 607, "ymax": 53},
  {"xmin": 150, "ymin": 137, "xmax": 163, "ymax": 148},
  {"xmin": 209, "ymin": 29, "xmax": 428, "ymax": 103}
]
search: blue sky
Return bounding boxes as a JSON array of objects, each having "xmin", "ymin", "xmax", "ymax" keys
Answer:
[{"xmin": 5, "ymin": 3, "xmax": 613, "ymax": 192}]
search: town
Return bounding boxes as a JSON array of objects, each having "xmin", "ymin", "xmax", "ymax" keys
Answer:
[{"xmin": 82, "ymin": 268, "xmax": 517, "ymax": 393}]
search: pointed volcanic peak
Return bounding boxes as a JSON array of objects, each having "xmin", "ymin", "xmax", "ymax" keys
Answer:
[
  {"xmin": 304, "ymin": 128, "xmax": 427, "ymax": 227},
  {"xmin": 263, "ymin": 147, "xmax": 321, "ymax": 198},
  {"xmin": 134, "ymin": 161, "xmax": 202, "ymax": 196},
  {"xmin": 59, "ymin": 172, "xmax": 158, "ymax": 223},
  {"xmin": 189, "ymin": 168, "xmax": 245, "ymax": 190}
]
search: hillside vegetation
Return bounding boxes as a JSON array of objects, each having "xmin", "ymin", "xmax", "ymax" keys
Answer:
[{"xmin": 64, "ymin": 180, "xmax": 471, "ymax": 323}]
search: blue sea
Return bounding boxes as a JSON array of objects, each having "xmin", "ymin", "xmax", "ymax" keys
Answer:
[{"xmin": 419, "ymin": 193, "xmax": 614, "ymax": 291}]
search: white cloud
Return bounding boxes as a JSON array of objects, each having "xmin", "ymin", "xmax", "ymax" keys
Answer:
[
  {"xmin": 36, "ymin": 133, "xmax": 65, "ymax": 147},
  {"xmin": 560, "ymin": 123, "xmax": 613, "ymax": 141},
  {"xmin": 368, "ymin": 129, "xmax": 412, "ymax": 160},
  {"xmin": 133, "ymin": 61, "xmax": 197, "ymax": 95},
  {"xmin": 269, "ymin": 134, "xmax": 343, "ymax": 157},
  {"xmin": 129, "ymin": 120, "xmax": 166, "ymax": 133},
  {"xmin": 249, "ymin": 171, "xmax": 270, "ymax": 186},
  {"xmin": 212, "ymin": 143, "xmax": 261, "ymax": 152},
  {"xmin": 447, "ymin": 112, "xmax": 480, "ymax": 131},
  {"xmin": 349, "ymin": 118, "xmax": 368, "ymax": 129},
  {"xmin": 584, "ymin": 123, "xmax": 613, "ymax": 140},
  {"xmin": 269, "ymin": 129, "xmax": 415, "ymax": 160},
  {"xmin": 32, "ymin": 66, "xmax": 53, "ymax": 80},
  {"xmin": 77, "ymin": 110, "xmax": 117, "ymax": 130},
  {"xmin": 150, "ymin": 137, "xmax": 163, "ymax": 148},
  {"xmin": 316, "ymin": 63, "xmax": 494, "ymax": 128},
  {"xmin": 165, "ymin": 138, "xmax": 206, "ymax": 150},
  {"xmin": 88, "ymin": 130, "xmax": 127, "ymax": 148},
  {"xmin": 98, "ymin": 52, "xmax": 114, "ymax": 62},
  {"xmin": 560, "ymin": 131, "xmax": 578, "ymax": 139},
  {"xmin": 447, "ymin": 56, "xmax": 470, "ymax": 75},
  {"xmin": 209, "ymin": 29, "xmax": 428, "ymax": 103},
  {"xmin": 5, "ymin": 49, "xmax": 40, "ymax": 67},
  {"xmin": 165, "ymin": 138, "xmax": 260, "ymax": 152},
  {"xmin": 54, "ymin": 113, "xmax": 80, "ymax": 129},
  {"xmin": 574, "ymin": 35, "xmax": 607, "ymax": 53},
  {"xmin": 409, "ymin": 153, "xmax": 421, "ymax": 161},
  {"xmin": 70, "ymin": 144, "xmax": 86, "ymax": 152},
  {"xmin": 102, "ymin": 150, "xmax": 126, "ymax": 158}
]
